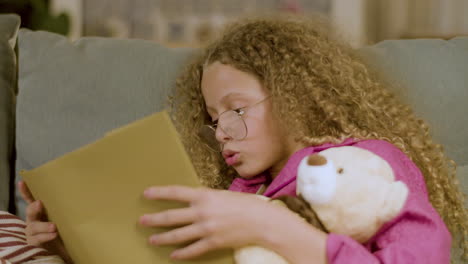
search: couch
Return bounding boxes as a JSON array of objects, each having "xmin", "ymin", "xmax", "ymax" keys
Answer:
[{"xmin": 1, "ymin": 13, "xmax": 467, "ymax": 262}]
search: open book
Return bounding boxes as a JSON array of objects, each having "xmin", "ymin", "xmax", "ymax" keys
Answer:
[{"xmin": 20, "ymin": 111, "xmax": 234, "ymax": 264}]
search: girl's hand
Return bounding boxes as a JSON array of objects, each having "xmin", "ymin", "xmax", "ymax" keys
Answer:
[
  {"xmin": 139, "ymin": 185, "xmax": 293, "ymax": 260},
  {"xmin": 18, "ymin": 181, "xmax": 74, "ymax": 264}
]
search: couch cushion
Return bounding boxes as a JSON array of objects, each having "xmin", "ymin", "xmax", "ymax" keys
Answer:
[
  {"xmin": 0, "ymin": 14, "xmax": 20, "ymax": 212},
  {"xmin": 358, "ymin": 37, "xmax": 468, "ymax": 167},
  {"xmin": 15, "ymin": 29, "xmax": 193, "ymax": 218}
]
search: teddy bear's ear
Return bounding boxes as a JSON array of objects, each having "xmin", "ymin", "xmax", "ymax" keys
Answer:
[{"xmin": 307, "ymin": 154, "xmax": 327, "ymax": 166}]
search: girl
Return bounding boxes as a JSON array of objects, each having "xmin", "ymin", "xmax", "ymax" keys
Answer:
[{"xmin": 21, "ymin": 16, "xmax": 467, "ymax": 263}]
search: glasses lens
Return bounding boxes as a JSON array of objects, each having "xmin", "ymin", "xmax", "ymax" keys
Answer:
[
  {"xmin": 221, "ymin": 110, "xmax": 247, "ymax": 140},
  {"xmin": 198, "ymin": 110, "xmax": 248, "ymax": 151}
]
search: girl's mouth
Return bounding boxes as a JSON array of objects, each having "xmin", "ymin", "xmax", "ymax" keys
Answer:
[
  {"xmin": 222, "ymin": 150, "xmax": 240, "ymax": 166},
  {"xmin": 225, "ymin": 153, "xmax": 240, "ymax": 166}
]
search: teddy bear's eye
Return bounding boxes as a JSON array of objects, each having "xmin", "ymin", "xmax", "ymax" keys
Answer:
[{"xmin": 337, "ymin": 168, "xmax": 344, "ymax": 174}]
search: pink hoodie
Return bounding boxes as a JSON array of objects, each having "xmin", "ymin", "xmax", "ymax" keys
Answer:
[{"xmin": 228, "ymin": 138, "xmax": 451, "ymax": 263}]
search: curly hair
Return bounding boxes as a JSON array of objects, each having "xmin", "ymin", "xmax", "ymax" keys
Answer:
[{"xmin": 168, "ymin": 15, "xmax": 467, "ymax": 260}]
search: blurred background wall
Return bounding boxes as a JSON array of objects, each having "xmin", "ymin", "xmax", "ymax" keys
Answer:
[{"xmin": 2, "ymin": 0, "xmax": 468, "ymax": 48}]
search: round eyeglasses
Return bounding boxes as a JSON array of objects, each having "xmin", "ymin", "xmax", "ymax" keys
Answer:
[{"xmin": 198, "ymin": 96, "xmax": 270, "ymax": 152}]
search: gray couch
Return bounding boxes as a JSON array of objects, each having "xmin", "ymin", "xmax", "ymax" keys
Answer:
[{"xmin": 1, "ymin": 13, "xmax": 467, "ymax": 261}]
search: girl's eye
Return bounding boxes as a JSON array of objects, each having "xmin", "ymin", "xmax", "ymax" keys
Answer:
[{"xmin": 233, "ymin": 108, "xmax": 245, "ymax": 115}]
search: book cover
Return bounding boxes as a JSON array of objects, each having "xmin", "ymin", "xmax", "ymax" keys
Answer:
[{"xmin": 20, "ymin": 111, "xmax": 234, "ymax": 264}]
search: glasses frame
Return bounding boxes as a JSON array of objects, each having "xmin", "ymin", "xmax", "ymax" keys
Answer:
[{"xmin": 201, "ymin": 96, "xmax": 271, "ymax": 151}]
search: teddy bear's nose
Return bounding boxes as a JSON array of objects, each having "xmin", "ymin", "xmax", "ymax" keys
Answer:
[{"xmin": 307, "ymin": 154, "xmax": 327, "ymax": 166}]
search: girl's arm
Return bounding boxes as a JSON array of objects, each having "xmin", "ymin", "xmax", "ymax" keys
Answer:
[
  {"xmin": 260, "ymin": 206, "xmax": 329, "ymax": 264},
  {"xmin": 262, "ymin": 139, "xmax": 451, "ymax": 264}
]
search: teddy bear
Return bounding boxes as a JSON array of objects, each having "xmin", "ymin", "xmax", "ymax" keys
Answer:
[{"xmin": 234, "ymin": 146, "xmax": 409, "ymax": 264}]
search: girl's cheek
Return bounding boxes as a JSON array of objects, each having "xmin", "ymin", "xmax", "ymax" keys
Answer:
[{"xmin": 245, "ymin": 119, "xmax": 264, "ymax": 138}]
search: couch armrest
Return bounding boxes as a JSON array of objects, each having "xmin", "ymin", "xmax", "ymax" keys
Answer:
[{"xmin": 0, "ymin": 14, "xmax": 20, "ymax": 212}]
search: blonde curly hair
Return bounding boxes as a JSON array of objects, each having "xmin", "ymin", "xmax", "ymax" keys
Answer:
[{"xmin": 168, "ymin": 15, "xmax": 467, "ymax": 260}]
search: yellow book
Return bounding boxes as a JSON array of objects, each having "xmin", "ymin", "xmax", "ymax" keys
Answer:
[{"xmin": 20, "ymin": 111, "xmax": 234, "ymax": 264}]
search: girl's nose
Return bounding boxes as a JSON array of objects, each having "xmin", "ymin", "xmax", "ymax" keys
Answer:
[{"xmin": 215, "ymin": 125, "xmax": 232, "ymax": 144}]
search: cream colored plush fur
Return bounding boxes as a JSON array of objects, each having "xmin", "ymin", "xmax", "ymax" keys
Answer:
[
  {"xmin": 297, "ymin": 146, "xmax": 409, "ymax": 243},
  {"xmin": 234, "ymin": 146, "xmax": 409, "ymax": 263}
]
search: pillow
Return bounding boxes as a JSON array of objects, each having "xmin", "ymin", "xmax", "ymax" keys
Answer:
[
  {"xmin": 15, "ymin": 29, "xmax": 194, "ymax": 219},
  {"xmin": 0, "ymin": 14, "xmax": 20, "ymax": 212},
  {"xmin": 358, "ymin": 37, "xmax": 468, "ymax": 167}
]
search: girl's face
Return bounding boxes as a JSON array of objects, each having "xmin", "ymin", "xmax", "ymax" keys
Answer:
[{"xmin": 201, "ymin": 62, "xmax": 304, "ymax": 179}]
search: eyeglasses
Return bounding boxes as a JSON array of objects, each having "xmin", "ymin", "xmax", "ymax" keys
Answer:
[{"xmin": 198, "ymin": 96, "xmax": 270, "ymax": 152}]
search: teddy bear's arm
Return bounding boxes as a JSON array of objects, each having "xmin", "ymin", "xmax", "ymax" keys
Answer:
[{"xmin": 273, "ymin": 195, "xmax": 328, "ymax": 233}]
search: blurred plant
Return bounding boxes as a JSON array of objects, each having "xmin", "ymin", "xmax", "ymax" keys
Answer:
[{"xmin": 0, "ymin": 0, "xmax": 70, "ymax": 35}]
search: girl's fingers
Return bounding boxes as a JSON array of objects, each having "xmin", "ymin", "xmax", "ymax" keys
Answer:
[
  {"xmin": 170, "ymin": 237, "xmax": 220, "ymax": 260},
  {"xmin": 140, "ymin": 208, "xmax": 197, "ymax": 227},
  {"xmin": 27, "ymin": 232, "xmax": 57, "ymax": 246},
  {"xmin": 26, "ymin": 221, "xmax": 56, "ymax": 236},
  {"xmin": 18, "ymin": 181, "xmax": 35, "ymax": 204},
  {"xmin": 149, "ymin": 222, "xmax": 207, "ymax": 246},
  {"xmin": 144, "ymin": 186, "xmax": 204, "ymax": 203},
  {"xmin": 26, "ymin": 201, "xmax": 43, "ymax": 222}
]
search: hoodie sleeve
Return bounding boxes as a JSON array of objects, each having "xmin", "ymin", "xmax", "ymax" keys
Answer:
[{"xmin": 325, "ymin": 139, "xmax": 451, "ymax": 264}]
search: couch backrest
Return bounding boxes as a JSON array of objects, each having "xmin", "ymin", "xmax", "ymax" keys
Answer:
[
  {"xmin": 14, "ymin": 28, "xmax": 193, "ymax": 217},
  {"xmin": 359, "ymin": 37, "xmax": 468, "ymax": 167},
  {"xmin": 3, "ymin": 25, "xmax": 467, "ymax": 224}
]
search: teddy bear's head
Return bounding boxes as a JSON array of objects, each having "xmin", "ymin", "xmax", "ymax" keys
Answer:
[{"xmin": 296, "ymin": 146, "xmax": 408, "ymax": 243}]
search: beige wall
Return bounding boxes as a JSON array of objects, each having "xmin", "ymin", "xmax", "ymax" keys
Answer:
[
  {"xmin": 52, "ymin": 0, "xmax": 468, "ymax": 46},
  {"xmin": 330, "ymin": 0, "xmax": 368, "ymax": 47},
  {"xmin": 371, "ymin": 0, "xmax": 468, "ymax": 41},
  {"xmin": 79, "ymin": 0, "xmax": 330, "ymax": 46}
]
